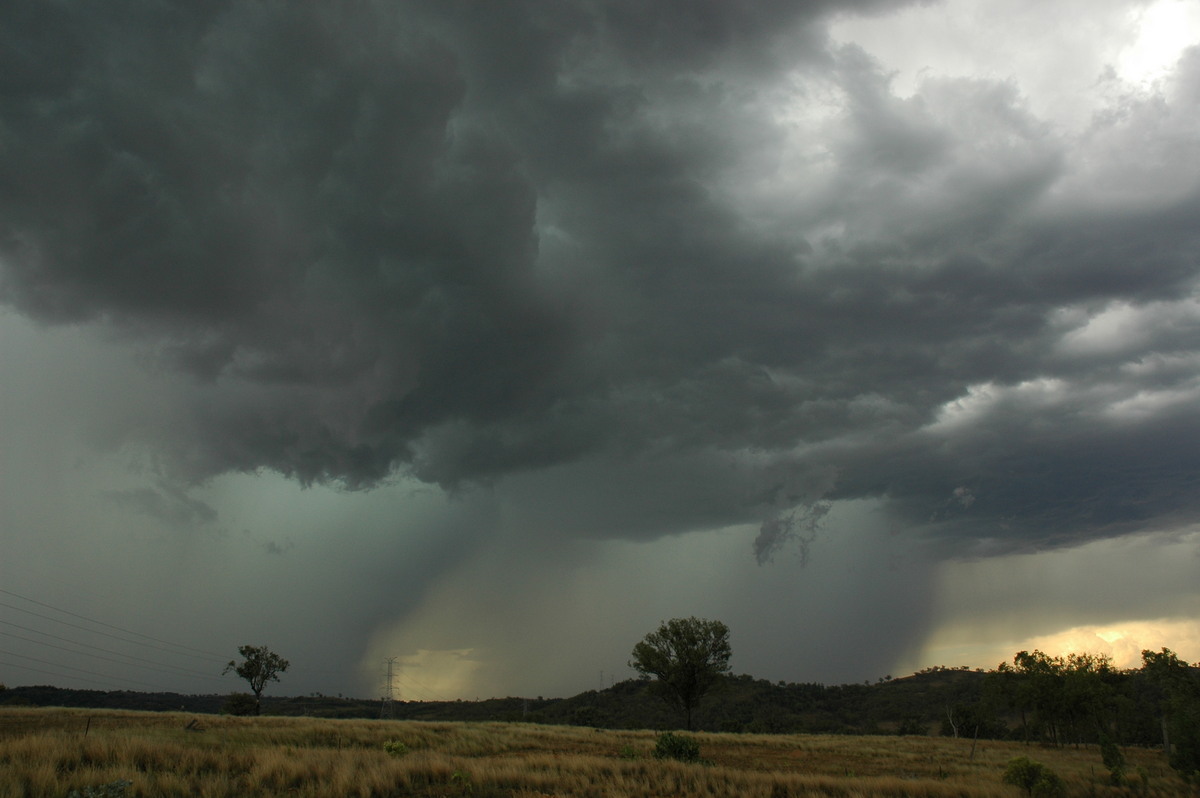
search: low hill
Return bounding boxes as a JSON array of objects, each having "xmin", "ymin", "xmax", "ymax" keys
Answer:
[{"xmin": 0, "ymin": 668, "xmax": 991, "ymax": 735}]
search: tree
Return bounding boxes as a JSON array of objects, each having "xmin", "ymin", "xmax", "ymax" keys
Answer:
[
  {"xmin": 630, "ymin": 617, "xmax": 731, "ymax": 730},
  {"xmin": 1141, "ymin": 647, "xmax": 1200, "ymax": 774},
  {"xmin": 224, "ymin": 645, "xmax": 289, "ymax": 715}
]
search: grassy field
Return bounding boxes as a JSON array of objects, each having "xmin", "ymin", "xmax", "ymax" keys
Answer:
[{"xmin": 0, "ymin": 707, "xmax": 1188, "ymax": 797}]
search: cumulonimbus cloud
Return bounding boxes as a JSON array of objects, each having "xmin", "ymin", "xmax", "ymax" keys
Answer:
[{"xmin": 3, "ymin": 1, "xmax": 1199, "ymax": 557}]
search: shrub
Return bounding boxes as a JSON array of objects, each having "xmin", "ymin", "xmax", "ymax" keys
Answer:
[
  {"xmin": 66, "ymin": 779, "xmax": 132, "ymax": 798},
  {"xmin": 1002, "ymin": 756, "xmax": 1066, "ymax": 798},
  {"xmin": 383, "ymin": 739, "xmax": 409, "ymax": 757},
  {"xmin": 221, "ymin": 692, "xmax": 258, "ymax": 716},
  {"xmin": 653, "ymin": 731, "xmax": 701, "ymax": 763},
  {"xmin": 1100, "ymin": 736, "xmax": 1126, "ymax": 785}
]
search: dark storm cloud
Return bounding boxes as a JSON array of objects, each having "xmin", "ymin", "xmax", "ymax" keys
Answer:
[
  {"xmin": 105, "ymin": 483, "xmax": 218, "ymax": 528},
  {"xmin": 3, "ymin": 1, "xmax": 1200, "ymax": 557}
]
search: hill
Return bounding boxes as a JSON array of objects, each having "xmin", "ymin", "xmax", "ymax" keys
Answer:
[{"xmin": 0, "ymin": 668, "xmax": 991, "ymax": 735}]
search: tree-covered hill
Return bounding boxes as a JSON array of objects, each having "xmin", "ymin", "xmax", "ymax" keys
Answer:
[
  {"xmin": 0, "ymin": 667, "xmax": 996, "ymax": 734},
  {"xmin": 2, "ymin": 649, "xmax": 1195, "ymax": 766}
]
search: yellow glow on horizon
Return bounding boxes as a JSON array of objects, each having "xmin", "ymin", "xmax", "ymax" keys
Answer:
[
  {"xmin": 915, "ymin": 618, "xmax": 1200, "ymax": 673},
  {"xmin": 363, "ymin": 645, "xmax": 485, "ymax": 702}
]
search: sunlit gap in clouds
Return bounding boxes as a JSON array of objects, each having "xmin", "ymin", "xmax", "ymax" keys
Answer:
[
  {"xmin": 1117, "ymin": 0, "xmax": 1200, "ymax": 86},
  {"xmin": 828, "ymin": 0, "xmax": 1200, "ymax": 129},
  {"xmin": 911, "ymin": 528, "xmax": 1200, "ymax": 673}
]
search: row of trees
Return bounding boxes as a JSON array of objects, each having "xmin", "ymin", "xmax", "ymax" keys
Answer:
[
  {"xmin": 223, "ymin": 621, "xmax": 1200, "ymax": 779},
  {"xmin": 625, "ymin": 617, "xmax": 1200, "ymax": 779},
  {"xmin": 980, "ymin": 648, "xmax": 1200, "ymax": 768},
  {"xmin": 222, "ymin": 620, "xmax": 733, "ymax": 726}
]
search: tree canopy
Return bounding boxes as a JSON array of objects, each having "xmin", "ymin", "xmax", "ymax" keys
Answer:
[
  {"xmin": 630, "ymin": 616, "xmax": 731, "ymax": 730},
  {"xmin": 224, "ymin": 644, "xmax": 289, "ymax": 715}
]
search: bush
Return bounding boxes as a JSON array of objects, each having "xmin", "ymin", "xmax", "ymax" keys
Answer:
[
  {"xmin": 1002, "ymin": 756, "xmax": 1066, "ymax": 798},
  {"xmin": 653, "ymin": 731, "xmax": 701, "ymax": 763},
  {"xmin": 383, "ymin": 739, "xmax": 409, "ymax": 757},
  {"xmin": 221, "ymin": 693, "xmax": 257, "ymax": 716},
  {"xmin": 66, "ymin": 779, "xmax": 132, "ymax": 798},
  {"xmin": 1100, "ymin": 736, "xmax": 1126, "ymax": 785}
]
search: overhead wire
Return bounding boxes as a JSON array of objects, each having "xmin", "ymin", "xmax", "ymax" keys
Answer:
[
  {"xmin": 0, "ymin": 622, "xmax": 226, "ymax": 683},
  {"xmin": 0, "ymin": 588, "xmax": 226, "ymax": 662},
  {"xmin": 0, "ymin": 588, "xmax": 234, "ymax": 692},
  {"xmin": 391, "ymin": 671, "xmax": 454, "ymax": 703},
  {"xmin": 0, "ymin": 649, "xmax": 181, "ymax": 692}
]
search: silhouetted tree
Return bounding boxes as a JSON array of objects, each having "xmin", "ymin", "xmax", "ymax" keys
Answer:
[
  {"xmin": 630, "ymin": 617, "xmax": 731, "ymax": 730},
  {"xmin": 1142, "ymin": 647, "xmax": 1200, "ymax": 774},
  {"xmin": 224, "ymin": 644, "xmax": 289, "ymax": 715}
]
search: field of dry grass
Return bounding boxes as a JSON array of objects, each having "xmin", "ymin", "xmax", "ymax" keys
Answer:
[{"xmin": 0, "ymin": 707, "xmax": 1188, "ymax": 797}]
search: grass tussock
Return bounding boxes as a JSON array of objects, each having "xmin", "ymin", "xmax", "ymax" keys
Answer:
[{"xmin": 0, "ymin": 706, "xmax": 1188, "ymax": 797}]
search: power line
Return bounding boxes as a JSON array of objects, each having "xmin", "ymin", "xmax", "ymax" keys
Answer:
[
  {"xmin": 0, "ymin": 658, "xmax": 149, "ymax": 690},
  {"xmin": 0, "ymin": 598, "xmax": 226, "ymax": 665},
  {"xmin": 0, "ymin": 588, "xmax": 226, "ymax": 661},
  {"xmin": 0, "ymin": 625, "xmax": 225, "ymax": 683},
  {"xmin": 391, "ymin": 671, "xmax": 453, "ymax": 703},
  {"xmin": 0, "ymin": 649, "xmax": 179, "ymax": 692}
]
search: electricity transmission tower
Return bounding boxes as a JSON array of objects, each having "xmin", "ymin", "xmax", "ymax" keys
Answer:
[{"xmin": 380, "ymin": 657, "xmax": 397, "ymax": 719}]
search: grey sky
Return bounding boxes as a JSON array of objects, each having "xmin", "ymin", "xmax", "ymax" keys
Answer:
[{"xmin": 2, "ymin": 0, "xmax": 1199, "ymax": 700}]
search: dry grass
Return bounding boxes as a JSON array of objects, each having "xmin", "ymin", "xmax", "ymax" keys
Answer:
[{"xmin": 0, "ymin": 707, "xmax": 1187, "ymax": 797}]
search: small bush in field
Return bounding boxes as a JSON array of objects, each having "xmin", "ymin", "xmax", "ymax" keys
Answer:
[
  {"xmin": 221, "ymin": 692, "xmax": 257, "ymax": 716},
  {"xmin": 1003, "ymin": 756, "xmax": 1066, "ymax": 798},
  {"xmin": 652, "ymin": 731, "xmax": 701, "ymax": 763},
  {"xmin": 1100, "ymin": 737, "xmax": 1126, "ymax": 785},
  {"xmin": 66, "ymin": 779, "xmax": 132, "ymax": 798},
  {"xmin": 383, "ymin": 739, "xmax": 409, "ymax": 757}
]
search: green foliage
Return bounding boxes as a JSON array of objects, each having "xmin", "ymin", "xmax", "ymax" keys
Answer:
[
  {"xmin": 223, "ymin": 644, "xmax": 289, "ymax": 715},
  {"xmin": 630, "ymin": 617, "xmax": 731, "ymax": 730},
  {"xmin": 1134, "ymin": 765, "xmax": 1151, "ymax": 795},
  {"xmin": 221, "ymin": 692, "xmax": 258, "ymax": 716},
  {"xmin": 618, "ymin": 744, "xmax": 639, "ymax": 760},
  {"xmin": 652, "ymin": 731, "xmax": 701, "ymax": 763},
  {"xmin": 66, "ymin": 779, "xmax": 132, "ymax": 798},
  {"xmin": 992, "ymin": 649, "xmax": 1125, "ymax": 746},
  {"xmin": 383, "ymin": 739, "xmax": 410, "ymax": 757},
  {"xmin": 450, "ymin": 769, "xmax": 473, "ymax": 794},
  {"xmin": 1099, "ymin": 736, "xmax": 1125, "ymax": 785},
  {"xmin": 941, "ymin": 701, "xmax": 1007, "ymax": 739},
  {"xmin": 1002, "ymin": 757, "xmax": 1065, "ymax": 798},
  {"xmin": 1141, "ymin": 647, "xmax": 1200, "ymax": 775},
  {"xmin": 1031, "ymin": 769, "xmax": 1066, "ymax": 798}
]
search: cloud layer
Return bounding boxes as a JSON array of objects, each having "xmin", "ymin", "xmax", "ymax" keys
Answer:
[{"xmin": 3, "ymin": 0, "xmax": 1200, "ymax": 696}]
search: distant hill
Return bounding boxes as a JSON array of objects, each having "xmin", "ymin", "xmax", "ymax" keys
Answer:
[{"xmin": 0, "ymin": 667, "xmax": 994, "ymax": 735}]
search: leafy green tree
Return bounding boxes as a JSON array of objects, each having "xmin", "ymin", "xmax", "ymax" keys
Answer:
[
  {"xmin": 1141, "ymin": 647, "xmax": 1200, "ymax": 775},
  {"xmin": 1061, "ymin": 652, "xmax": 1122, "ymax": 746},
  {"xmin": 224, "ymin": 644, "xmax": 289, "ymax": 715},
  {"xmin": 630, "ymin": 617, "xmax": 731, "ymax": 730}
]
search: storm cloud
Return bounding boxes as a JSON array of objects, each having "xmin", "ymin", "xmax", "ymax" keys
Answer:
[{"xmin": 3, "ymin": 0, "xmax": 1200, "ymax": 696}]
